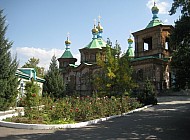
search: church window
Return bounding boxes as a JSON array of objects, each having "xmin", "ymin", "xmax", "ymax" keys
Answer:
[
  {"xmin": 143, "ymin": 37, "xmax": 152, "ymax": 51},
  {"xmin": 165, "ymin": 37, "xmax": 169, "ymax": 50}
]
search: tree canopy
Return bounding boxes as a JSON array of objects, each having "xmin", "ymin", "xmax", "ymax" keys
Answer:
[
  {"xmin": 43, "ymin": 55, "xmax": 65, "ymax": 98},
  {"xmin": 94, "ymin": 41, "xmax": 135, "ymax": 96},
  {"xmin": 0, "ymin": 9, "xmax": 18, "ymax": 110},
  {"xmin": 169, "ymin": 0, "xmax": 190, "ymax": 16},
  {"xmin": 170, "ymin": 0, "xmax": 190, "ymax": 89}
]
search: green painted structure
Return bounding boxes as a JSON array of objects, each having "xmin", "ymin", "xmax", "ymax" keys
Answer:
[
  {"xmin": 60, "ymin": 36, "xmax": 74, "ymax": 58},
  {"xmin": 146, "ymin": 2, "xmax": 163, "ymax": 28},
  {"xmin": 126, "ymin": 36, "xmax": 134, "ymax": 57},
  {"xmin": 16, "ymin": 68, "xmax": 45, "ymax": 83},
  {"xmin": 15, "ymin": 68, "xmax": 45, "ymax": 98},
  {"xmin": 84, "ymin": 38, "xmax": 107, "ymax": 49}
]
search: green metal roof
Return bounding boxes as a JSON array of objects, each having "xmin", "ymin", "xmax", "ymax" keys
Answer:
[
  {"xmin": 69, "ymin": 64, "xmax": 78, "ymax": 67},
  {"xmin": 60, "ymin": 48, "xmax": 73, "ymax": 58},
  {"xmin": 131, "ymin": 56, "xmax": 157, "ymax": 62},
  {"xmin": 131, "ymin": 56, "xmax": 170, "ymax": 62},
  {"xmin": 146, "ymin": 18, "xmax": 163, "ymax": 28},
  {"xmin": 127, "ymin": 47, "xmax": 134, "ymax": 57},
  {"xmin": 83, "ymin": 62, "xmax": 93, "ymax": 66},
  {"xmin": 146, "ymin": 4, "xmax": 163, "ymax": 28},
  {"xmin": 84, "ymin": 38, "xmax": 107, "ymax": 49},
  {"xmin": 16, "ymin": 68, "xmax": 45, "ymax": 83}
]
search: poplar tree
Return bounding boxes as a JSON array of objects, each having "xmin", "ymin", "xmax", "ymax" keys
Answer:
[
  {"xmin": 0, "ymin": 10, "xmax": 18, "ymax": 110},
  {"xmin": 43, "ymin": 55, "xmax": 65, "ymax": 98}
]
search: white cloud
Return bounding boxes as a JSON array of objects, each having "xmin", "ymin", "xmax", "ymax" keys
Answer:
[
  {"xmin": 146, "ymin": 0, "xmax": 170, "ymax": 14},
  {"xmin": 14, "ymin": 47, "xmax": 80, "ymax": 70}
]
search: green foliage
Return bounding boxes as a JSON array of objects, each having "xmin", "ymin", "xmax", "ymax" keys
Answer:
[
  {"xmin": 0, "ymin": 9, "xmax": 18, "ymax": 111},
  {"xmin": 94, "ymin": 43, "xmax": 135, "ymax": 96},
  {"xmin": 24, "ymin": 79, "xmax": 40, "ymax": 107},
  {"xmin": 6, "ymin": 96, "xmax": 141, "ymax": 124},
  {"xmin": 22, "ymin": 57, "xmax": 44, "ymax": 78},
  {"xmin": 137, "ymin": 79, "xmax": 157, "ymax": 105},
  {"xmin": 169, "ymin": 1, "xmax": 190, "ymax": 89},
  {"xmin": 24, "ymin": 79, "xmax": 41, "ymax": 119},
  {"xmin": 171, "ymin": 38, "xmax": 190, "ymax": 89},
  {"xmin": 170, "ymin": 16, "xmax": 190, "ymax": 48},
  {"xmin": 169, "ymin": 0, "xmax": 190, "ymax": 16},
  {"xmin": 43, "ymin": 55, "xmax": 65, "ymax": 98}
]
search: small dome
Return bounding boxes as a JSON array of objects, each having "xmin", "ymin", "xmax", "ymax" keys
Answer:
[
  {"xmin": 92, "ymin": 25, "xmax": 98, "ymax": 34},
  {"xmin": 127, "ymin": 35, "xmax": 134, "ymax": 57},
  {"xmin": 128, "ymin": 38, "xmax": 133, "ymax": 44},
  {"xmin": 151, "ymin": 2, "xmax": 159, "ymax": 14},
  {"xmin": 97, "ymin": 22, "xmax": 103, "ymax": 31},
  {"xmin": 65, "ymin": 37, "xmax": 71, "ymax": 45}
]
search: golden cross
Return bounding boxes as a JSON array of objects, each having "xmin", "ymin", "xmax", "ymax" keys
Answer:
[
  {"xmin": 67, "ymin": 32, "xmax": 70, "ymax": 40},
  {"xmin": 154, "ymin": 0, "xmax": 156, "ymax": 6},
  {"xmin": 98, "ymin": 15, "xmax": 101, "ymax": 22},
  {"xmin": 94, "ymin": 19, "xmax": 97, "ymax": 25}
]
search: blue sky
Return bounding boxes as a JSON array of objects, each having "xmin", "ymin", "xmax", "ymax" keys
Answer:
[{"xmin": 0, "ymin": 0, "xmax": 179, "ymax": 70}]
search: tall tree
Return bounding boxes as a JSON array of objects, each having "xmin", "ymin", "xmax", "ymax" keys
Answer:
[
  {"xmin": 169, "ymin": 0, "xmax": 190, "ymax": 89},
  {"xmin": 22, "ymin": 57, "xmax": 44, "ymax": 78},
  {"xmin": 169, "ymin": 0, "xmax": 190, "ymax": 16},
  {"xmin": 94, "ymin": 41, "xmax": 135, "ymax": 96},
  {"xmin": 171, "ymin": 38, "xmax": 190, "ymax": 89},
  {"xmin": 43, "ymin": 55, "xmax": 65, "ymax": 98},
  {"xmin": 0, "ymin": 10, "xmax": 18, "ymax": 110}
]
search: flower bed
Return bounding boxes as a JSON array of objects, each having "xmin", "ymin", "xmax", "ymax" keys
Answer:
[{"xmin": 4, "ymin": 96, "xmax": 142, "ymax": 124}]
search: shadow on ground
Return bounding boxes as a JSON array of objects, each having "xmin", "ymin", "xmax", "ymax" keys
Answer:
[{"xmin": 1, "ymin": 97, "xmax": 190, "ymax": 140}]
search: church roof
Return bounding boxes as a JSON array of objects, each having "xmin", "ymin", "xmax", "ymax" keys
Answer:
[
  {"xmin": 69, "ymin": 64, "xmax": 78, "ymax": 67},
  {"xmin": 84, "ymin": 38, "xmax": 107, "ymax": 49},
  {"xmin": 60, "ymin": 49, "xmax": 73, "ymax": 58},
  {"xmin": 146, "ymin": 18, "xmax": 163, "ymax": 28},
  {"xmin": 146, "ymin": 2, "xmax": 163, "ymax": 29},
  {"xmin": 82, "ymin": 18, "xmax": 107, "ymax": 50},
  {"xmin": 16, "ymin": 68, "xmax": 45, "ymax": 83},
  {"xmin": 127, "ymin": 47, "xmax": 134, "ymax": 57},
  {"xmin": 60, "ymin": 34, "xmax": 74, "ymax": 59},
  {"xmin": 126, "ymin": 36, "xmax": 134, "ymax": 57}
]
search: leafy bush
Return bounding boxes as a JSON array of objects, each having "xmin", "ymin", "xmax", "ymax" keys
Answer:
[
  {"xmin": 137, "ymin": 79, "xmax": 157, "ymax": 105},
  {"xmin": 24, "ymin": 79, "xmax": 41, "ymax": 120},
  {"xmin": 6, "ymin": 96, "xmax": 142, "ymax": 124}
]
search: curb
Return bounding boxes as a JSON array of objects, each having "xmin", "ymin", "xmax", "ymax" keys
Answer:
[
  {"xmin": 0, "ymin": 105, "xmax": 152, "ymax": 130},
  {"xmin": 0, "ymin": 110, "xmax": 16, "ymax": 116}
]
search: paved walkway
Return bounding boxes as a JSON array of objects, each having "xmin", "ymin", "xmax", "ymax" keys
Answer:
[{"xmin": 0, "ymin": 96, "xmax": 190, "ymax": 140}]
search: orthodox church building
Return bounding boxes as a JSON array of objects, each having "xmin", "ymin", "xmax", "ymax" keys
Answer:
[
  {"xmin": 131, "ymin": 3, "xmax": 174, "ymax": 91},
  {"xmin": 58, "ymin": 19, "xmax": 109, "ymax": 95},
  {"xmin": 58, "ymin": 3, "xmax": 174, "ymax": 95}
]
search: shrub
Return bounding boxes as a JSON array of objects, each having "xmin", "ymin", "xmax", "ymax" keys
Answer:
[
  {"xmin": 24, "ymin": 79, "xmax": 41, "ymax": 119},
  {"xmin": 6, "ymin": 95, "xmax": 142, "ymax": 124},
  {"xmin": 138, "ymin": 79, "xmax": 157, "ymax": 105}
]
